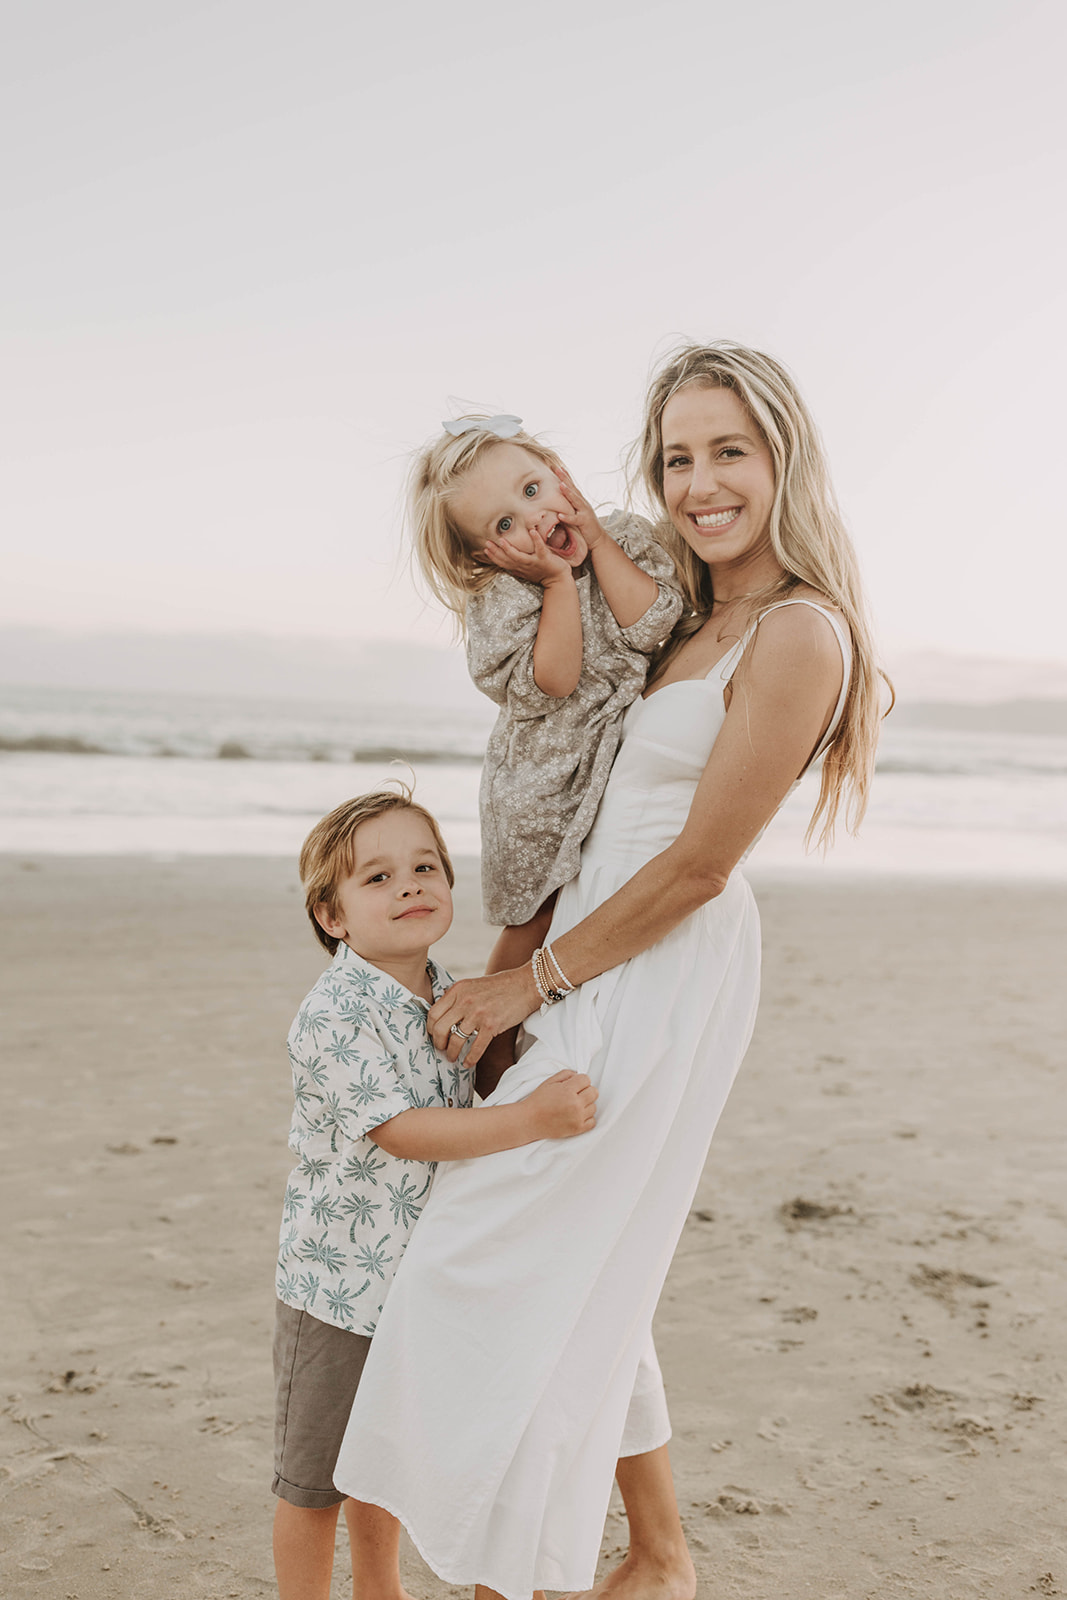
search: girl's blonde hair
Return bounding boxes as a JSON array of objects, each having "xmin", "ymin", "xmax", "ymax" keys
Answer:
[
  {"xmin": 630, "ymin": 341, "xmax": 889, "ymax": 845},
  {"xmin": 410, "ymin": 417, "xmax": 560, "ymax": 623},
  {"xmin": 299, "ymin": 785, "xmax": 455, "ymax": 955}
]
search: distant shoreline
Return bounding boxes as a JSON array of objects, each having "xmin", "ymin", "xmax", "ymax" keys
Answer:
[
  {"xmin": 890, "ymin": 698, "xmax": 1067, "ymax": 736},
  {"xmin": 4, "ymin": 678, "xmax": 1067, "ymax": 748},
  {"xmin": 3, "ymin": 681, "xmax": 1065, "ymax": 872}
]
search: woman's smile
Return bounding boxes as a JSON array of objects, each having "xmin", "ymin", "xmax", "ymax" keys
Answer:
[{"xmin": 687, "ymin": 506, "xmax": 743, "ymax": 532}]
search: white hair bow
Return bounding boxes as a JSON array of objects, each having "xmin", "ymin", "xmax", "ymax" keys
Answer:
[{"xmin": 442, "ymin": 414, "xmax": 523, "ymax": 439}]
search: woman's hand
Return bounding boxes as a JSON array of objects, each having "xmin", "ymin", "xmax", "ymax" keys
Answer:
[{"xmin": 428, "ymin": 965, "xmax": 542, "ymax": 1065}]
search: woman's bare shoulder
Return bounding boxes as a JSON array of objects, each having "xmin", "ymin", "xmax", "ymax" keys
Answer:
[{"xmin": 745, "ymin": 591, "xmax": 846, "ymax": 688}]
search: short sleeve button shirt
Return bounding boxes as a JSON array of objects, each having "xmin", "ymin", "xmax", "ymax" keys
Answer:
[{"xmin": 276, "ymin": 942, "xmax": 471, "ymax": 1336}]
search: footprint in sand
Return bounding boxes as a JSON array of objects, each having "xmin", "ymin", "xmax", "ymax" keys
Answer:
[
  {"xmin": 909, "ymin": 1263, "xmax": 997, "ymax": 1309},
  {"xmin": 867, "ymin": 1382, "xmax": 999, "ymax": 1451},
  {"xmin": 779, "ymin": 1197, "xmax": 858, "ymax": 1229}
]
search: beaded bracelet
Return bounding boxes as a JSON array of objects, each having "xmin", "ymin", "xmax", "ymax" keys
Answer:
[
  {"xmin": 543, "ymin": 941, "xmax": 575, "ymax": 995},
  {"xmin": 531, "ymin": 944, "xmax": 575, "ymax": 1006},
  {"xmin": 531, "ymin": 952, "xmax": 554, "ymax": 1006}
]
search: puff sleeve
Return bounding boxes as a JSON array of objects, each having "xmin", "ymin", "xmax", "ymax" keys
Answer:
[
  {"xmin": 602, "ymin": 511, "xmax": 685, "ymax": 655},
  {"xmin": 465, "ymin": 576, "xmax": 563, "ymax": 719}
]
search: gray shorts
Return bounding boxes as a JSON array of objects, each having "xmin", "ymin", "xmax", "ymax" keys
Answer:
[{"xmin": 272, "ymin": 1299, "xmax": 372, "ymax": 1508}]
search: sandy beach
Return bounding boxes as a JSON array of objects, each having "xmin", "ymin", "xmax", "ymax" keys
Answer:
[{"xmin": 1, "ymin": 853, "xmax": 1064, "ymax": 1599}]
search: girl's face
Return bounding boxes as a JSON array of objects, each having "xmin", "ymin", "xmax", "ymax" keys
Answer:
[
  {"xmin": 659, "ymin": 385, "xmax": 777, "ymax": 574},
  {"xmin": 450, "ymin": 444, "xmax": 587, "ymax": 565}
]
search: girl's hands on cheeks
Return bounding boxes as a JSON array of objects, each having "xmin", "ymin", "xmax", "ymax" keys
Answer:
[
  {"xmin": 483, "ymin": 527, "xmax": 575, "ymax": 588},
  {"xmin": 552, "ymin": 463, "xmax": 611, "ymax": 553},
  {"xmin": 428, "ymin": 967, "xmax": 541, "ymax": 1066}
]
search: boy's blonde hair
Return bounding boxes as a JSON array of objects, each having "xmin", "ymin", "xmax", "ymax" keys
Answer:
[
  {"xmin": 629, "ymin": 341, "xmax": 891, "ymax": 847},
  {"xmin": 410, "ymin": 416, "xmax": 560, "ymax": 624},
  {"xmin": 299, "ymin": 787, "xmax": 455, "ymax": 955}
]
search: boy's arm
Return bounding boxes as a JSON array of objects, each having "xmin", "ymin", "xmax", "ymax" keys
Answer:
[{"xmin": 368, "ymin": 1069, "xmax": 596, "ymax": 1161}]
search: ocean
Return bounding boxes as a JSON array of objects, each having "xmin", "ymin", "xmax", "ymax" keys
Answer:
[{"xmin": 2, "ymin": 683, "xmax": 1065, "ymax": 879}]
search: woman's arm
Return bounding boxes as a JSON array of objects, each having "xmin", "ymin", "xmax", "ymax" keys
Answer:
[{"xmin": 430, "ymin": 603, "xmax": 845, "ymax": 1062}]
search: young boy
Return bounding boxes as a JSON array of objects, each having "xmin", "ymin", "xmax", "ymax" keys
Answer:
[{"xmin": 272, "ymin": 789, "xmax": 596, "ymax": 1600}]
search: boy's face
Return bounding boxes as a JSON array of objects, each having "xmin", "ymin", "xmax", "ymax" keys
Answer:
[{"xmin": 316, "ymin": 809, "xmax": 453, "ymax": 967}]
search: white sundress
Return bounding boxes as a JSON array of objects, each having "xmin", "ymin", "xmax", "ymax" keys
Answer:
[{"xmin": 333, "ymin": 600, "xmax": 853, "ymax": 1600}]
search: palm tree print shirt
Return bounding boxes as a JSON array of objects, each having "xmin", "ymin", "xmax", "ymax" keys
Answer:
[{"xmin": 276, "ymin": 942, "xmax": 471, "ymax": 1335}]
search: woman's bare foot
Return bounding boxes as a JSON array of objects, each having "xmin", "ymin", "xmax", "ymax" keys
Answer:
[
  {"xmin": 477, "ymin": 1446, "xmax": 696, "ymax": 1600},
  {"xmin": 561, "ymin": 1546, "xmax": 697, "ymax": 1600},
  {"xmin": 565, "ymin": 1446, "xmax": 695, "ymax": 1600},
  {"xmin": 475, "ymin": 1588, "xmax": 546, "ymax": 1600}
]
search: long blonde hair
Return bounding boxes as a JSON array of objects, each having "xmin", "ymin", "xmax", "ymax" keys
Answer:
[
  {"xmin": 631, "ymin": 341, "xmax": 889, "ymax": 844},
  {"xmin": 410, "ymin": 418, "xmax": 560, "ymax": 624}
]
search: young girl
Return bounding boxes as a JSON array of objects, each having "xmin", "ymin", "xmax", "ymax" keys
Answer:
[{"xmin": 411, "ymin": 413, "xmax": 683, "ymax": 995}]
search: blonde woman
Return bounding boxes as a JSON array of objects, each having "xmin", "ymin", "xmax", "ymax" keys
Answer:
[{"xmin": 333, "ymin": 343, "xmax": 885, "ymax": 1600}]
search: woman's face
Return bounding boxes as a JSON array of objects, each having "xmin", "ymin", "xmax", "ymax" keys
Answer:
[{"xmin": 659, "ymin": 384, "xmax": 776, "ymax": 574}]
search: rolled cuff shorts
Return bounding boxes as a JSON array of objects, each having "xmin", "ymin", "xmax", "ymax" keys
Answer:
[{"xmin": 272, "ymin": 1300, "xmax": 372, "ymax": 1509}]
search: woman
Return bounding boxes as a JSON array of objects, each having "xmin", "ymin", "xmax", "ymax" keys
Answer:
[{"xmin": 333, "ymin": 343, "xmax": 884, "ymax": 1600}]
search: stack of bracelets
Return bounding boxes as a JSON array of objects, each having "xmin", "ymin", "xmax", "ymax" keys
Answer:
[{"xmin": 531, "ymin": 942, "xmax": 575, "ymax": 1006}]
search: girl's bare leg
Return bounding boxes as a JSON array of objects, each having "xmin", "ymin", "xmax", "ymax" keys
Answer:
[
  {"xmin": 475, "ymin": 896, "xmax": 558, "ymax": 1098},
  {"xmin": 484, "ymin": 895, "xmax": 558, "ymax": 978},
  {"xmin": 565, "ymin": 1446, "xmax": 696, "ymax": 1600}
]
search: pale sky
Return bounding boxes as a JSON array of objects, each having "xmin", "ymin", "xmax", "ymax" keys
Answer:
[{"xmin": 2, "ymin": 0, "xmax": 1065, "ymax": 661}]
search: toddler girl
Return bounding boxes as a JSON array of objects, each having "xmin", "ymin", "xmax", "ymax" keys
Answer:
[{"xmin": 411, "ymin": 413, "xmax": 683, "ymax": 996}]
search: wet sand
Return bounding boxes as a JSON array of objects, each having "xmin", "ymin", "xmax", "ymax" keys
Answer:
[{"xmin": 1, "ymin": 854, "xmax": 1064, "ymax": 1598}]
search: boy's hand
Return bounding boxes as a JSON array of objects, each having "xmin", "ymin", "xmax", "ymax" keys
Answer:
[
  {"xmin": 483, "ymin": 528, "xmax": 576, "ymax": 588},
  {"xmin": 521, "ymin": 1070, "xmax": 597, "ymax": 1139},
  {"xmin": 552, "ymin": 463, "xmax": 612, "ymax": 553}
]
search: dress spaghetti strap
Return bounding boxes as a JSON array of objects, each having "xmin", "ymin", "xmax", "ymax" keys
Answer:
[{"xmin": 728, "ymin": 598, "xmax": 852, "ymax": 759}]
